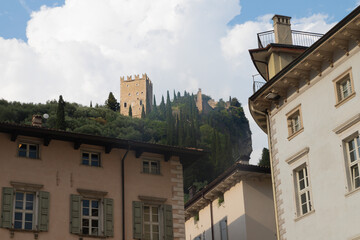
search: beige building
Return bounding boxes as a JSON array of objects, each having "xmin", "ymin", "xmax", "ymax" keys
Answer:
[
  {"xmin": 0, "ymin": 121, "xmax": 204, "ymax": 240},
  {"xmin": 249, "ymin": 7, "xmax": 360, "ymax": 240},
  {"xmin": 185, "ymin": 163, "xmax": 276, "ymax": 240},
  {"xmin": 120, "ymin": 73, "xmax": 153, "ymax": 118}
]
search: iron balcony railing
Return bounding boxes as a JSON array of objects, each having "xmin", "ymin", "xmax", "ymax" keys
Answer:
[
  {"xmin": 252, "ymin": 74, "xmax": 266, "ymax": 93},
  {"xmin": 257, "ymin": 30, "xmax": 323, "ymax": 48}
]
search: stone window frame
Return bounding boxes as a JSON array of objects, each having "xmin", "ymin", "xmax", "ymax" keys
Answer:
[
  {"xmin": 342, "ymin": 131, "xmax": 360, "ymax": 194},
  {"xmin": 142, "ymin": 159, "xmax": 161, "ymax": 175},
  {"xmin": 81, "ymin": 150, "xmax": 101, "ymax": 168},
  {"xmin": 333, "ymin": 68, "xmax": 356, "ymax": 108},
  {"xmin": 17, "ymin": 139, "xmax": 40, "ymax": 160},
  {"xmin": 286, "ymin": 104, "xmax": 304, "ymax": 140}
]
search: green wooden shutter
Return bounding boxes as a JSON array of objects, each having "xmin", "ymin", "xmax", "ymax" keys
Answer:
[
  {"xmin": 1, "ymin": 187, "xmax": 14, "ymax": 228},
  {"xmin": 70, "ymin": 194, "xmax": 81, "ymax": 234},
  {"xmin": 104, "ymin": 198, "xmax": 114, "ymax": 237},
  {"xmin": 38, "ymin": 191, "xmax": 50, "ymax": 231},
  {"xmin": 132, "ymin": 201, "xmax": 143, "ymax": 239},
  {"xmin": 163, "ymin": 204, "xmax": 173, "ymax": 240}
]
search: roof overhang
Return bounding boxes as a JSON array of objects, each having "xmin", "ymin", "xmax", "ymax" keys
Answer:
[{"xmin": 0, "ymin": 122, "xmax": 206, "ymax": 168}]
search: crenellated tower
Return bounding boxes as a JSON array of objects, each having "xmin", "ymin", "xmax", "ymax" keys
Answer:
[{"xmin": 120, "ymin": 73, "xmax": 153, "ymax": 118}]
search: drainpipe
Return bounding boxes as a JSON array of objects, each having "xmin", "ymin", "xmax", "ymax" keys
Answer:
[
  {"xmin": 121, "ymin": 145, "xmax": 130, "ymax": 240},
  {"xmin": 252, "ymin": 106, "xmax": 280, "ymax": 240},
  {"xmin": 202, "ymin": 194, "xmax": 214, "ymax": 240}
]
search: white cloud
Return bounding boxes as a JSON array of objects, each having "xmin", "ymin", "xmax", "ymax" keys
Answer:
[{"xmin": 0, "ymin": 1, "xmax": 338, "ymax": 164}]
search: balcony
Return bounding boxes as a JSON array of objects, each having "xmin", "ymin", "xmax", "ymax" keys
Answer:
[
  {"xmin": 257, "ymin": 30, "xmax": 323, "ymax": 48},
  {"xmin": 252, "ymin": 74, "xmax": 266, "ymax": 93}
]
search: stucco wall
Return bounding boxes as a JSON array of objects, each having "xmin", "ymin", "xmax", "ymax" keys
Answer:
[
  {"xmin": 0, "ymin": 133, "xmax": 184, "ymax": 240},
  {"xmin": 185, "ymin": 178, "xmax": 276, "ymax": 240},
  {"xmin": 269, "ymin": 45, "xmax": 360, "ymax": 239}
]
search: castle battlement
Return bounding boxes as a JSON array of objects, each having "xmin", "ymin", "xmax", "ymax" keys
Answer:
[{"xmin": 120, "ymin": 73, "xmax": 150, "ymax": 82}]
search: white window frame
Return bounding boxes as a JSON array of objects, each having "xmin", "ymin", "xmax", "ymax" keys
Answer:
[
  {"xmin": 81, "ymin": 198, "xmax": 103, "ymax": 236},
  {"xmin": 142, "ymin": 159, "xmax": 160, "ymax": 175},
  {"xmin": 333, "ymin": 68, "xmax": 355, "ymax": 107},
  {"xmin": 286, "ymin": 105, "xmax": 304, "ymax": 140},
  {"xmin": 13, "ymin": 191, "xmax": 37, "ymax": 230},
  {"xmin": 345, "ymin": 135, "xmax": 360, "ymax": 191},
  {"xmin": 143, "ymin": 204, "xmax": 160, "ymax": 240},
  {"xmin": 18, "ymin": 142, "xmax": 39, "ymax": 159},
  {"xmin": 81, "ymin": 151, "xmax": 101, "ymax": 167},
  {"xmin": 294, "ymin": 165, "xmax": 313, "ymax": 217}
]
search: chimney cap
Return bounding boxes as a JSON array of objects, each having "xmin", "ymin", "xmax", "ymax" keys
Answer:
[{"xmin": 272, "ymin": 15, "xmax": 292, "ymax": 25}]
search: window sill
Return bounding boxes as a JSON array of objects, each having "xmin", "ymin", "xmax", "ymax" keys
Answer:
[
  {"xmin": 287, "ymin": 127, "xmax": 304, "ymax": 141},
  {"xmin": 77, "ymin": 234, "xmax": 107, "ymax": 239},
  {"xmin": 141, "ymin": 172, "xmax": 162, "ymax": 176},
  {"xmin": 294, "ymin": 209, "xmax": 315, "ymax": 222},
  {"xmin": 335, "ymin": 91, "xmax": 356, "ymax": 108},
  {"xmin": 17, "ymin": 156, "xmax": 41, "ymax": 161},
  {"xmin": 345, "ymin": 186, "xmax": 360, "ymax": 198},
  {"xmin": 8, "ymin": 228, "xmax": 40, "ymax": 233}
]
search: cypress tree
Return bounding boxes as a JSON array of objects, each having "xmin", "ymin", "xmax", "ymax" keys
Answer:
[
  {"xmin": 173, "ymin": 90, "xmax": 177, "ymax": 102},
  {"xmin": 105, "ymin": 92, "xmax": 119, "ymax": 111},
  {"xmin": 56, "ymin": 95, "xmax": 66, "ymax": 130},
  {"xmin": 129, "ymin": 105, "xmax": 132, "ymax": 117},
  {"xmin": 159, "ymin": 96, "xmax": 166, "ymax": 120},
  {"xmin": 141, "ymin": 105, "xmax": 146, "ymax": 119}
]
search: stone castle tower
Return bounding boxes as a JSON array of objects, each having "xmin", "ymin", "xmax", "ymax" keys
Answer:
[{"xmin": 120, "ymin": 73, "xmax": 153, "ymax": 118}]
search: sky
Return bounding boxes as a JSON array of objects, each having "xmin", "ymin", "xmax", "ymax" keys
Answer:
[{"xmin": 0, "ymin": 0, "xmax": 358, "ymax": 164}]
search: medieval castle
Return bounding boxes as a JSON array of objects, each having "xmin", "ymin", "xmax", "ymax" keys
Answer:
[{"xmin": 120, "ymin": 74, "xmax": 229, "ymax": 117}]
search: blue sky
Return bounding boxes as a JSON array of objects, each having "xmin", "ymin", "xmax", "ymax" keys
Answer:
[
  {"xmin": 0, "ymin": 0, "xmax": 358, "ymax": 163},
  {"xmin": 0, "ymin": 0, "xmax": 356, "ymax": 41},
  {"xmin": 0, "ymin": 0, "xmax": 357, "ymax": 41}
]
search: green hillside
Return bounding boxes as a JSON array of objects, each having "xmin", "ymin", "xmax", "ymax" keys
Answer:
[{"xmin": 0, "ymin": 91, "xmax": 252, "ymax": 194}]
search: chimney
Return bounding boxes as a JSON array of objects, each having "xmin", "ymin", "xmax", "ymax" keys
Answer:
[
  {"xmin": 273, "ymin": 15, "xmax": 292, "ymax": 45},
  {"xmin": 32, "ymin": 115, "xmax": 42, "ymax": 127}
]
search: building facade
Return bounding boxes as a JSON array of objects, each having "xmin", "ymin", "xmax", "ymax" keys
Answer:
[
  {"xmin": 185, "ymin": 163, "xmax": 276, "ymax": 240},
  {"xmin": 249, "ymin": 7, "xmax": 360, "ymax": 240},
  {"xmin": 0, "ymin": 122, "xmax": 203, "ymax": 240},
  {"xmin": 120, "ymin": 73, "xmax": 153, "ymax": 118}
]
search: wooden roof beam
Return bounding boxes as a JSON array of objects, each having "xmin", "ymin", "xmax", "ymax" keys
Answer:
[
  {"xmin": 303, "ymin": 60, "xmax": 322, "ymax": 77},
  {"xmin": 330, "ymin": 38, "xmax": 349, "ymax": 55},
  {"xmin": 313, "ymin": 50, "xmax": 333, "ymax": 67},
  {"xmin": 341, "ymin": 28, "xmax": 360, "ymax": 46}
]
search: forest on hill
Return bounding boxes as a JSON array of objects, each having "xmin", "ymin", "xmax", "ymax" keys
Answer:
[{"xmin": 0, "ymin": 91, "xmax": 253, "ymax": 197}]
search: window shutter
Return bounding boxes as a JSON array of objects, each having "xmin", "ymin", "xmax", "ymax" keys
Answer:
[
  {"xmin": 132, "ymin": 201, "xmax": 143, "ymax": 239},
  {"xmin": 1, "ymin": 187, "xmax": 14, "ymax": 228},
  {"xmin": 104, "ymin": 198, "xmax": 114, "ymax": 237},
  {"xmin": 70, "ymin": 194, "xmax": 81, "ymax": 234},
  {"xmin": 163, "ymin": 204, "xmax": 173, "ymax": 240},
  {"xmin": 38, "ymin": 191, "xmax": 50, "ymax": 231},
  {"xmin": 220, "ymin": 218, "xmax": 228, "ymax": 240}
]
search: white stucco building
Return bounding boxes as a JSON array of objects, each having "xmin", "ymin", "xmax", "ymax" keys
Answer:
[
  {"xmin": 249, "ymin": 6, "xmax": 360, "ymax": 240},
  {"xmin": 184, "ymin": 163, "xmax": 276, "ymax": 240}
]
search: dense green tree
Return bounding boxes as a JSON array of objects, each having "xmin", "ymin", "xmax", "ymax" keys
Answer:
[
  {"xmin": 105, "ymin": 92, "xmax": 119, "ymax": 111},
  {"xmin": 56, "ymin": 95, "xmax": 66, "ymax": 130},
  {"xmin": 128, "ymin": 105, "xmax": 132, "ymax": 117},
  {"xmin": 258, "ymin": 148, "xmax": 270, "ymax": 167}
]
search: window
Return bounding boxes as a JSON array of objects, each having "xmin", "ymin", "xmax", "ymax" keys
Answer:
[
  {"xmin": 81, "ymin": 199, "xmax": 100, "ymax": 236},
  {"xmin": 132, "ymin": 201, "xmax": 173, "ymax": 240},
  {"xmin": 18, "ymin": 143, "xmax": 38, "ymax": 159},
  {"xmin": 82, "ymin": 152, "xmax": 100, "ymax": 167},
  {"xmin": 0, "ymin": 187, "xmax": 49, "ymax": 232},
  {"xmin": 137, "ymin": 92, "xmax": 139, "ymax": 96},
  {"xmin": 70, "ymin": 194, "xmax": 113, "ymax": 237},
  {"xmin": 143, "ymin": 205, "xmax": 160, "ymax": 240},
  {"xmin": 14, "ymin": 192, "xmax": 35, "ymax": 230},
  {"xmin": 140, "ymin": 100, "xmax": 143, "ymax": 106},
  {"xmin": 286, "ymin": 105, "xmax": 303, "ymax": 139},
  {"xmin": 220, "ymin": 218, "xmax": 228, "ymax": 240},
  {"xmin": 124, "ymin": 102, "xmax": 127, "ymax": 108},
  {"xmin": 346, "ymin": 136, "xmax": 360, "ymax": 190},
  {"xmin": 143, "ymin": 160, "xmax": 160, "ymax": 174},
  {"xmin": 295, "ymin": 166, "xmax": 312, "ymax": 216},
  {"xmin": 334, "ymin": 69, "xmax": 355, "ymax": 106}
]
